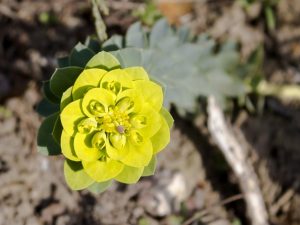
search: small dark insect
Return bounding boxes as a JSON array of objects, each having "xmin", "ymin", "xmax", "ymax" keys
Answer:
[{"xmin": 117, "ymin": 125, "xmax": 125, "ymax": 134}]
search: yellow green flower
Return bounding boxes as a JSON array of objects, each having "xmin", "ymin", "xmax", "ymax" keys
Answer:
[{"xmin": 60, "ymin": 52, "xmax": 173, "ymax": 191}]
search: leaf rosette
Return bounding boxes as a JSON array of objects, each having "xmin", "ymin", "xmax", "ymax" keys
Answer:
[{"xmin": 39, "ymin": 51, "xmax": 173, "ymax": 192}]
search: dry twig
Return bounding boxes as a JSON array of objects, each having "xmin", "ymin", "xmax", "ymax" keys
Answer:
[
  {"xmin": 207, "ymin": 96, "xmax": 269, "ymax": 225},
  {"xmin": 183, "ymin": 194, "xmax": 244, "ymax": 225}
]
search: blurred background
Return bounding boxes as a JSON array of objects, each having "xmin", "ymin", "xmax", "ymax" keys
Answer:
[{"xmin": 0, "ymin": 0, "xmax": 300, "ymax": 225}]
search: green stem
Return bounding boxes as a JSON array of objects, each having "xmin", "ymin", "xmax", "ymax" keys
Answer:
[
  {"xmin": 264, "ymin": 6, "xmax": 276, "ymax": 30},
  {"xmin": 91, "ymin": 0, "xmax": 108, "ymax": 42},
  {"xmin": 257, "ymin": 80, "xmax": 300, "ymax": 101}
]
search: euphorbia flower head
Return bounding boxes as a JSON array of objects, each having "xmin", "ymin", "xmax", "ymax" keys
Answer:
[{"xmin": 60, "ymin": 51, "xmax": 173, "ymax": 191}]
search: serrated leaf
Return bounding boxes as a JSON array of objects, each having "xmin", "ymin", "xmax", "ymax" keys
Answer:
[
  {"xmin": 111, "ymin": 48, "xmax": 143, "ymax": 67},
  {"xmin": 85, "ymin": 51, "xmax": 120, "ymax": 70},
  {"xmin": 110, "ymin": 48, "xmax": 204, "ymax": 113},
  {"xmin": 69, "ymin": 42, "xmax": 95, "ymax": 67},
  {"xmin": 36, "ymin": 98, "xmax": 60, "ymax": 117},
  {"xmin": 149, "ymin": 18, "xmax": 173, "ymax": 47},
  {"xmin": 206, "ymin": 71, "xmax": 245, "ymax": 97},
  {"xmin": 42, "ymin": 80, "xmax": 60, "ymax": 104},
  {"xmin": 214, "ymin": 52, "xmax": 239, "ymax": 72},
  {"xmin": 177, "ymin": 26, "xmax": 191, "ymax": 43},
  {"xmin": 157, "ymin": 36, "xmax": 180, "ymax": 51},
  {"xmin": 50, "ymin": 66, "xmax": 83, "ymax": 98},
  {"xmin": 102, "ymin": 35, "xmax": 124, "ymax": 51},
  {"xmin": 64, "ymin": 160, "xmax": 94, "ymax": 190},
  {"xmin": 37, "ymin": 113, "xmax": 61, "ymax": 155},
  {"xmin": 126, "ymin": 21, "xmax": 147, "ymax": 48},
  {"xmin": 117, "ymin": 19, "xmax": 247, "ymax": 115},
  {"xmin": 88, "ymin": 180, "xmax": 112, "ymax": 194},
  {"xmin": 142, "ymin": 156, "xmax": 157, "ymax": 176},
  {"xmin": 220, "ymin": 40, "xmax": 237, "ymax": 52}
]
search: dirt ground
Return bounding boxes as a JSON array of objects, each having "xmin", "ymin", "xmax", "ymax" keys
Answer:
[{"xmin": 0, "ymin": 0, "xmax": 300, "ymax": 225}]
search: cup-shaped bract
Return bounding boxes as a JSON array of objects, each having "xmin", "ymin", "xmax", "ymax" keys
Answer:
[{"xmin": 58, "ymin": 52, "xmax": 173, "ymax": 191}]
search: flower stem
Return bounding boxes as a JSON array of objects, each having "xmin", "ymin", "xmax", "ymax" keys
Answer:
[
  {"xmin": 91, "ymin": 0, "xmax": 108, "ymax": 42},
  {"xmin": 257, "ymin": 80, "xmax": 300, "ymax": 102}
]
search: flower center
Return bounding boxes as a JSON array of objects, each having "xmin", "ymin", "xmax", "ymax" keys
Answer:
[
  {"xmin": 101, "ymin": 108, "xmax": 131, "ymax": 133},
  {"xmin": 76, "ymin": 94, "xmax": 149, "ymax": 155}
]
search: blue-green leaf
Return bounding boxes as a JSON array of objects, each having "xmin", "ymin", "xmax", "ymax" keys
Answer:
[
  {"xmin": 102, "ymin": 35, "xmax": 124, "ymax": 51},
  {"xmin": 149, "ymin": 18, "xmax": 173, "ymax": 47},
  {"xmin": 111, "ymin": 48, "xmax": 143, "ymax": 68},
  {"xmin": 118, "ymin": 19, "xmax": 247, "ymax": 115},
  {"xmin": 177, "ymin": 26, "xmax": 191, "ymax": 43},
  {"xmin": 126, "ymin": 21, "xmax": 147, "ymax": 48}
]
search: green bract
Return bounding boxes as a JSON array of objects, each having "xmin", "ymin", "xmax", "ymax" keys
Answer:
[{"xmin": 42, "ymin": 51, "xmax": 173, "ymax": 191}]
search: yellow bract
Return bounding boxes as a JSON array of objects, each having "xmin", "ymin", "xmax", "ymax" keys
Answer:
[{"xmin": 60, "ymin": 65, "xmax": 173, "ymax": 188}]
